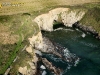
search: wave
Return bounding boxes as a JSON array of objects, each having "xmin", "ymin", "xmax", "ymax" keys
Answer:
[
  {"xmin": 45, "ymin": 54, "xmax": 66, "ymax": 63},
  {"xmin": 42, "ymin": 70, "xmax": 47, "ymax": 75},
  {"xmin": 80, "ymin": 41, "xmax": 98, "ymax": 48},
  {"xmin": 64, "ymin": 29, "xmax": 74, "ymax": 32},
  {"xmin": 54, "ymin": 27, "xmax": 63, "ymax": 31}
]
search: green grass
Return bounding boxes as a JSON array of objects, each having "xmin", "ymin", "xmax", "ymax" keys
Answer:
[
  {"xmin": 0, "ymin": 34, "xmax": 23, "ymax": 74},
  {"xmin": 9, "ymin": 49, "xmax": 33, "ymax": 75},
  {"xmin": 0, "ymin": 13, "xmax": 39, "ymax": 74},
  {"xmin": 80, "ymin": 7, "xmax": 100, "ymax": 33},
  {"xmin": 84, "ymin": 2, "xmax": 100, "ymax": 9},
  {"xmin": 9, "ymin": 45, "xmax": 33, "ymax": 75}
]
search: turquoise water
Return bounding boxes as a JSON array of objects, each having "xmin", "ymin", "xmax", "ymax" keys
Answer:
[{"xmin": 42, "ymin": 27, "xmax": 100, "ymax": 75}]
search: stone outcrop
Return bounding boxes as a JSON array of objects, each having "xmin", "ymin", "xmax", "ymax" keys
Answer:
[
  {"xmin": 28, "ymin": 31, "xmax": 62, "ymax": 57},
  {"xmin": 35, "ymin": 36, "xmax": 62, "ymax": 58},
  {"xmin": 28, "ymin": 31, "xmax": 43, "ymax": 48},
  {"xmin": 14, "ymin": 31, "xmax": 42, "ymax": 75},
  {"xmin": 16, "ymin": 31, "xmax": 43, "ymax": 75},
  {"xmin": 36, "ymin": 54, "xmax": 63, "ymax": 75},
  {"xmin": 73, "ymin": 22, "xmax": 99, "ymax": 38},
  {"xmin": 34, "ymin": 8, "xmax": 85, "ymax": 31},
  {"xmin": 18, "ymin": 47, "xmax": 38, "ymax": 75},
  {"xmin": 42, "ymin": 58, "xmax": 62, "ymax": 75},
  {"xmin": 18, "ymin": 44, "xmax": 39, "ymax": 75},
  {"xmin": 18, "ymin": 62, "xmax": 37, "ymax": 75}
]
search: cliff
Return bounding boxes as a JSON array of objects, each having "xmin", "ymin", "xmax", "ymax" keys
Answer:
[{"xmin": 34, "ymin": 8, "xmax": 85, "ymax": 31}]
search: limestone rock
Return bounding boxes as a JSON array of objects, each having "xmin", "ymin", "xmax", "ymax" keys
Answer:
[
  {"xmin": 34, "ymin": 8, "xmax": 85, "ymax": 31},
  {"xmin": 42, "ymin": 58, "xmax": 62, "ymax": 75},
  {"xmin": 26, "ymin": 45, "xmax": 33, "ymax": 53},
  {"xmin": 28, "ymin": 31, "xmax": 43, "ymax": 48},
  {"xmin": 18, "ymin": 66, "xmax": 28, "ymax": 75}
]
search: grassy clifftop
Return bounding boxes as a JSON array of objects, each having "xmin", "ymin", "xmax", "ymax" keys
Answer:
[
  {"xmin": 0, "ymin": 13, "xmax": 39, "ymax": 74},
  {"xmin": 80, "ymin": 3, "xmax": 100, "ymax": 33}
]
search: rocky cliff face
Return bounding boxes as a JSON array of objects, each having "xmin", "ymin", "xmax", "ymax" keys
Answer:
[
  {"xmin": 34, "ymin": 8, "xmax": 85, "ymax": 31},
  {"xmin": 14, "ymin": 32, "xmax": 42, "ymax": 75},
  {"xmin": 21, "ymin": 8, "xmax": 85, "ymax": 75},
  {"xmin": 8, "ymin": 7, "xmax": 100, "ymax": 75}
]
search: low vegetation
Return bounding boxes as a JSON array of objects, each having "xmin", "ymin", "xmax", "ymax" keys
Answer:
[
  {"xmin": 0, "ymin": 13, "xmax": 39, "ymax": 74},
  {"xmin": 80, "ymin": 4, "xmax": 100, "ymax": 33}
]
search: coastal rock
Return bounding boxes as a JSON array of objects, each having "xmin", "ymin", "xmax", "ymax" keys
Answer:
[
  {"xmin": 34, "ymin": 8, "xmax": 85, "ymax": 31},
  {"xmin": 36, "ymin": 36, "xmax": 62, "ymax": 58},
  {"xmin": 26, "ymin": 45, "xmax": 33, "ymax": 53},
  {"xmin": 18, "ymin": 56, "xmax": 38, "ymax": 75},
  {"xmin": 28, "ymin": 31, "xmax": 43, "ymax": 48},
  {"xmin": 73, "ymin": 22, "xmax": 99, "ymax": 38},
  {"xmin": 42, "ymin": 58, "xmax": 62, "ymax": 75},
  {"xmin": 28, "ymin": 31, "xmax": 62, "ymax": 58}
]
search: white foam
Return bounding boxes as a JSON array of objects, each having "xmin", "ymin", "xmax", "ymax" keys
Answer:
[
  {"xmin": 74, "ymin": 58, "xmax": 80, "ymax": 66},
  {"xmin": 40, "ymin": 65, "xmax": 46, "ymax": 70},
  {"xmin": 51, "ymin": 56, "xmax": 64, "ymax": 62},
  {"xmin": 42, "ymin": 70, "xmax": 47, "ymax": 75},
  {"xmin": 63, "ymin": 48, "xmax": 71, "ymax": 58},
  {"xmin": 34, "ymin": 50, "xmax": 42, "ymax": 56},
  {"xmin": 64, "ymin": 29, "xmax": 74, "ymax": 31},
  {"xmin": 54, "ymin": 27, "xmax": 63, "ymax": 31},
  {"xmin": 46, "ymin": 54, "xmax": 65, "ymax": 63},
  {"xmin": 80, "ymin": 41, "xmax": 97, "ymax": 48},
  {"xmin": 76, "ymin": 28, "xmax": 79, "ymax": 31},
  {"xmin": 82, "ymin": 33, "xmax": 86, "ymax": 38},
  {"xmin": 67, "ymin": 65, "xmax": 71, "ymax": 69}
]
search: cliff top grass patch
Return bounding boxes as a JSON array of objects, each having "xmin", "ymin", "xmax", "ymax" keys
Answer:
[
  {"xmin": 0, "ymin": 13, "xmax": 39, "ymax": 74},
  {"xmin": 80, "ymin": 4, "xmax": 100, "ymax": 33},
  {"xmin": 9, "ymin": 49, "xmax": 33, "ymax": 75}
]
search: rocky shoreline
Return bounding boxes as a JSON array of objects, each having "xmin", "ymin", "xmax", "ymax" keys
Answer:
[
  {"xmin": 34, "ymin": 36, "xmax": 80, "ymax": 75},
  {"xmin": 73, "ymin": 22, "xmax": 100, "ymax": 39},
  {"xmin": 32, "ymin": 7, "xmax": 99, "ymax": 74},
  {"xmin": 34, "ymin": 22, "xmax": 100, "ymax": 75}
]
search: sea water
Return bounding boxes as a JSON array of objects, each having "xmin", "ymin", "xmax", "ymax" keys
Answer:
[{"xmin": 41, "ymin": 27, "xmax": 100, "ymax": 75}]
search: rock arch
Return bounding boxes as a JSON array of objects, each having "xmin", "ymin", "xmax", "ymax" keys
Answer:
[{"xmin": 34, "ymin": 8, "xmax": 85, "ymax": 31}]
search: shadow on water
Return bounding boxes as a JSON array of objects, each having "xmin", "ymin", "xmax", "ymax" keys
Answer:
[{"xmin": 53, "ymin": 22, "xmax": 66, "ymax": 29}]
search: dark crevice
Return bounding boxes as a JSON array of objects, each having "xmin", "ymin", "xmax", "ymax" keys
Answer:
[{"xmin": 53, "ymin": 22, "xmax": 66, "ymax": 29}]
